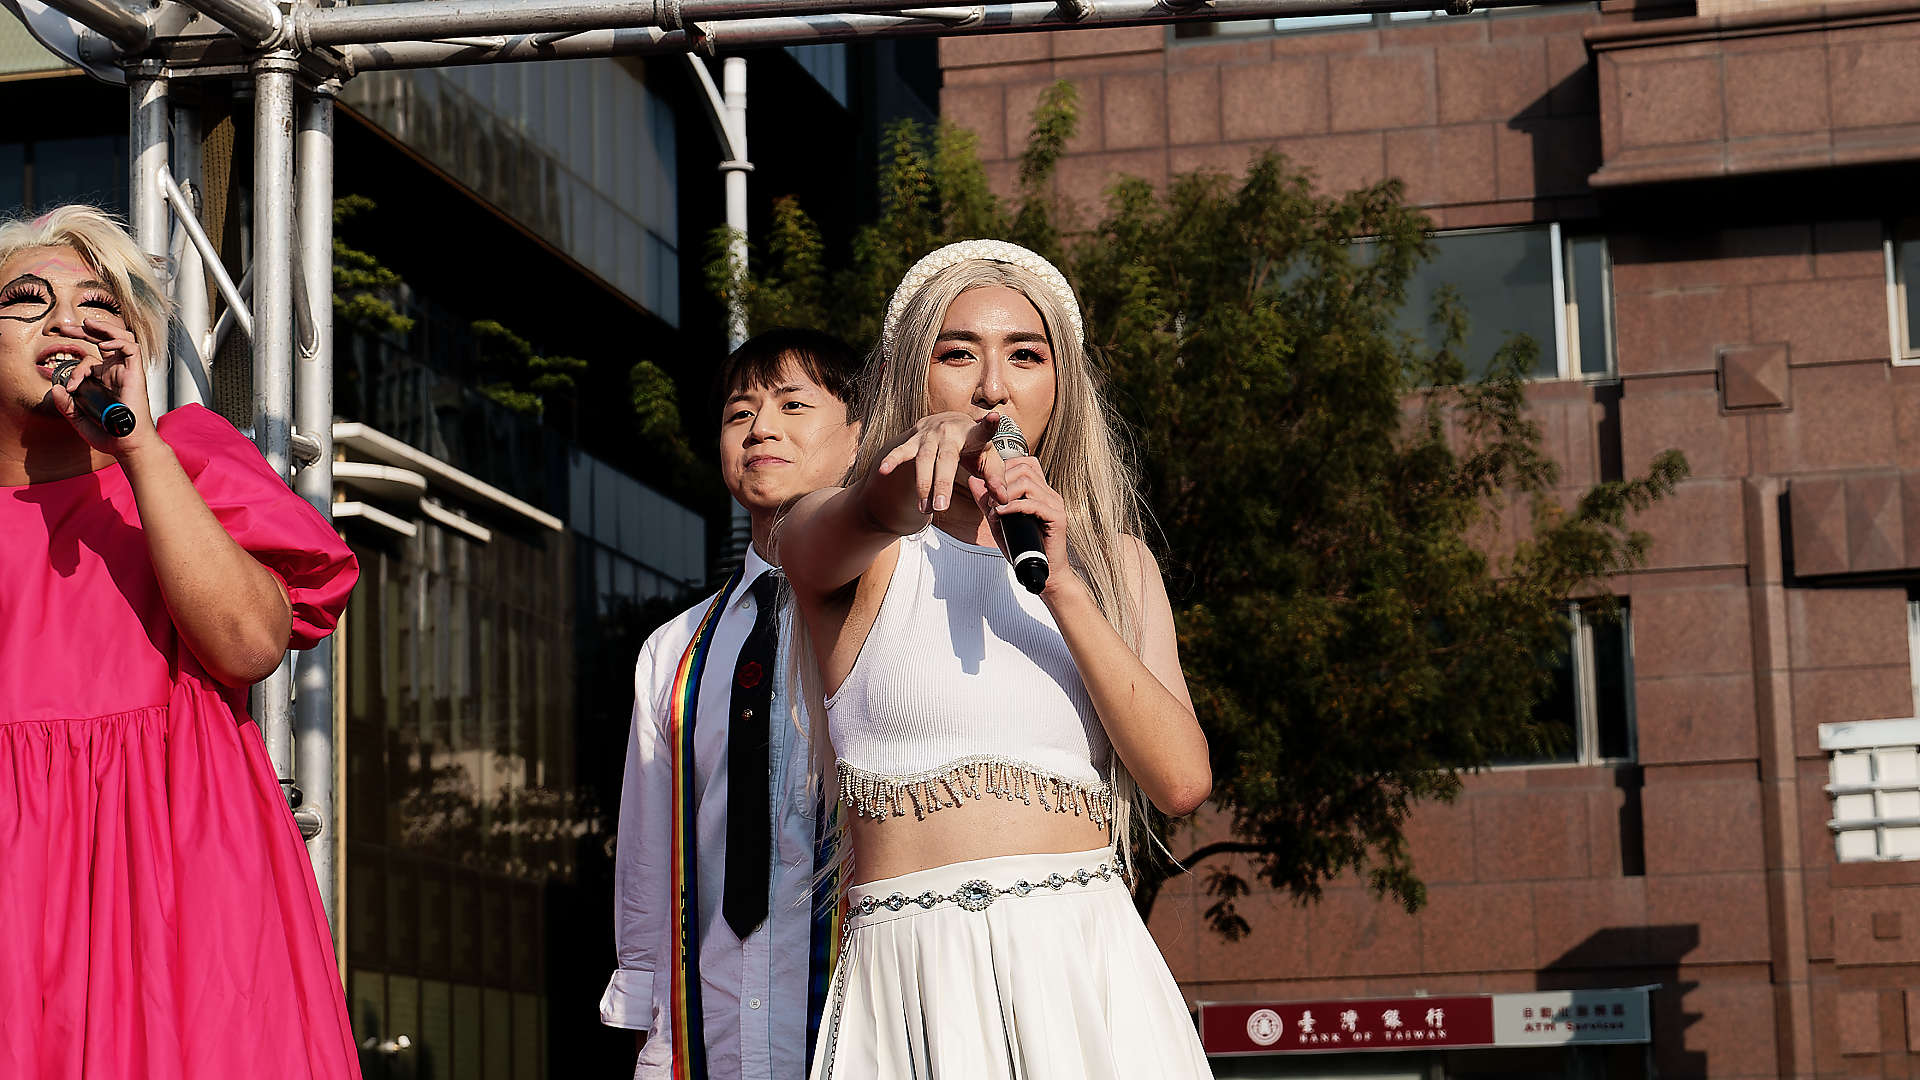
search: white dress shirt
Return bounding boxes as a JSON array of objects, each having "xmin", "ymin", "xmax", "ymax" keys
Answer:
[{"xmin": 601, "ymin": 548, "xmax": 819, "ymax": 1080}]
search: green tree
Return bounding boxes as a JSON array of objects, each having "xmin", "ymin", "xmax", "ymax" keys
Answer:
[
  {"xmin": 333, "ymin": 195, "xmax": 414, "ymax": 338},
  {"xmin": 470, "ymin": 317, "xmax": 589, "ymax": 418},
  {"xmin": 714, "ymin": 82, "xmax": 1688, "ymax": 933}
]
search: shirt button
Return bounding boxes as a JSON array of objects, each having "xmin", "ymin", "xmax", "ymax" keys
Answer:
[{"xmin": 749, "ymin": 998, "xmax": 763, "ymax": 1010}]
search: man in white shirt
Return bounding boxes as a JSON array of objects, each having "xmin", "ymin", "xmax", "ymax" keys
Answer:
[{"xmin": 601, "ymin": 328, "xmax": 862, "ymax": 1079}]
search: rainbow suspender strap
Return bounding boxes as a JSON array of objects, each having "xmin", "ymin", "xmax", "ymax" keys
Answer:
[
  {"xmin": 667, "ymin": 565, "xmax": 847, "ymax": 1080},
  {"xmin": 666, "ymin": 566, "xmax": 741, "ymax": 1080}
]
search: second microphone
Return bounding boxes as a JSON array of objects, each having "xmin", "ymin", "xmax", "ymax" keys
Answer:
[{"xmin": 49, "ymin": 359, "xmax": 137, "ymax": 438}]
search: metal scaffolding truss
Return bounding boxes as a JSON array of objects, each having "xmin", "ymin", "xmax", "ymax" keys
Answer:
[{"xmin": 6, "ymin": 0, "xmax": 1580, "ymax": 942}]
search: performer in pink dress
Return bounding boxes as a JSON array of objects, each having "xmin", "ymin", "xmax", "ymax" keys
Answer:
[{"xmin": 0, "ymin": 205, "xmax": 362, "ymax": 1079}]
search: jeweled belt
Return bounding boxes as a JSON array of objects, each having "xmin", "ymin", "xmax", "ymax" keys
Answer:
[{"xmin": 848, "ymin": 857, "xmax": 1128, "ymax": 918}]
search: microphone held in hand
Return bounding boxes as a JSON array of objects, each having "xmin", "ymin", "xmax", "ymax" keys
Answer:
[
  {"xmin": 990, "ymin": 416, "xmax": 1050, "ymax": 594},
  {"xmin": 49, "ymin": 359, "xmax": 136, "ymax": 438}
]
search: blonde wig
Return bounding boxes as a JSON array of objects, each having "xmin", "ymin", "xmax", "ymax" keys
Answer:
[{"xmin": 0, "ymin": 205, "xmax": 170, "ymax": 365}]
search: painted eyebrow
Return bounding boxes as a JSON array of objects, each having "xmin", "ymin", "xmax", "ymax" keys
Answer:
[{"xmin": 0, "ymin": 273, "xmax": 52, "ymax": 296}]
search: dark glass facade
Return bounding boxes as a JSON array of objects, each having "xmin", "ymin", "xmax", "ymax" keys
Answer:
[
  {"xmin": 332, "ymin": 301, "xmax": 704, "ymax": 1078},
  {"xmin": 0, "ymin": 134, "xmax": 128, "ymax": 217},
  {"xmin": 343, "ymin": 522, "xmax": 580, "ymax": 1080}
]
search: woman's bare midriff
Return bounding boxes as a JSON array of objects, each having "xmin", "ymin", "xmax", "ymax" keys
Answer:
[{"xmin": 845, "ymin": 794, "xmax": 1113, "ymax": 885}]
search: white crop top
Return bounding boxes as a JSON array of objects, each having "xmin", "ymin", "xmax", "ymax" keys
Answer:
[{"xmin": 825, "ymin": 526, "xmax": 1114, "ymax": 826}]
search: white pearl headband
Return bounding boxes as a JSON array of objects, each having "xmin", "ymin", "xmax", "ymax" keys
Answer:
[{"xmin": 881, "ymin": 239, "xmax": 1085, "ymax": 358}]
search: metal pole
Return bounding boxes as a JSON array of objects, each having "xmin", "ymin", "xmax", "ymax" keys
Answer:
[
  {"xmin": 38, "ymin": 0, "xmax": 151, "ymax": 51},
  {"xmin": 294, "ymin": 84, "xmax": 339, "ymax": 931},
  {"xmin": 721, "ymin": 56, "xmax": 753, "ymax": 561},
  {"xmin": 160, "ymin": 166, "xmax": 255, "ymax": 342},
  {"xmin": 249, "ymin": 52, "xmax": 299, "ymax": 786},
  {"xmin": 128, "ymin": 63, "xmax": 170, "ymax": 417},
  {"xmin": 722, "ymin": 57, "xmax": 748, "ymax": 352},
  {"xmin": 206, "ymin": 265, "xmax": 253, "ymax": 357},
  {"xmin": 301, "ymin": 0, "xmax": 940, "ymax": 47},
  {"xmin": 170, "ymin": 103, "xmax": 212, "ymax": 411},
  {"xmin": 683, "ymin": 52, "xmax": 755, "ymax": 561},
  {"xmin": 351, "ymin": 26, "xmax": 675, "ymax": 70},
  {"xmin": 344, "ymin": 0, "xmax": 1559, "ymax": 71},
  {"xmin": 175, "ymin": 0, "xmax": 284, "ymax": 45}
]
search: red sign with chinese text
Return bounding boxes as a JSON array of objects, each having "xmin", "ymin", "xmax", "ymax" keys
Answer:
[{"xmin": 1201, "ymin": 996, "xmax": 1495, "ymax": 1056}]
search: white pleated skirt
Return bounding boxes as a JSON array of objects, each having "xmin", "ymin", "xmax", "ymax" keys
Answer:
[{"xmin": 809, "ymin": 848, "xmax": 1215, "ymax": 1080}]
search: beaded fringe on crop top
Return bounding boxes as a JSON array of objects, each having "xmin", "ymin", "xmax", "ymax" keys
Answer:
[{"xmin": 825, "ymin": 526, "xmax": 1115, "ymax": 828}]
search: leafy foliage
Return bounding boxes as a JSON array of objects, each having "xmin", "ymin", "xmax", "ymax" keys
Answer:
[
  {"xmin": 470, "ymin": 318, "xmax": 589, "ymax": 417},
  {"xmin": 711, "ymin": 82, "xmax": 1687, "ymax": 932},
  {"xmin": 332, "ymin": 195, "xmax": 414, "ymax": 338},
  {"xmin": 703, "ymin": 83, "xmax": 1084, "ymax": 350}
]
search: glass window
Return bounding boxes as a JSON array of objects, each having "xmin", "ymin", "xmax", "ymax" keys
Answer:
[
  {"xmin": 1373, "ymin": 225, "xmax": 1614, "ymax": 381},
  {"xmin": 1890, "ymin": 222, "xmax": 1920, "ymax": 365},
  {"xmin": 1526, "ymin": 629, "xmax": 1580, "ymax": 766},
  {"xmin": 1177, "ymin": 12, "xmax": 1373, "ymax": 34},
  {"xmin": 521, "ymin": 66, "xmax": 544, "ymax": 141},
  {"xmin": 567, "ymin": 173, "xmax": 590, "ymax": 259},
  {"xmin": 646, "ymin": 231, "xmax": 680, "ymax": 328},
  {"xmin": 1398, "ymin": 226, "xmax": 1560, "ymax": 380},
  {"xmin": 542, "ymin": 66, "xmax": 568, "ymax": 158},
  {"xmin": 613, "ymin": 82, "xmax": 637, "ymax": 211},
  {"xmin": 1499, "ymin": 602, "xmax": 1635, "ymax": 767},
  {"xmin": 591, "ymin": 200, "xmax": 615, "ymax": 283},
  {"xmin": 1591, "ymin": 607, "xmax": 1633, "ymax": 761},
  {"xmin": 1167, "ymin": 5, "xmax": 1574, "ymax": 37},
  {"xmin": 787, "ymin": 43, "xmax": 851, "ymax": 106},
  {"xmin": 1565, "ymin": 233, "xmax": 1615, "ymax": 377},
  {"xmin": 567, "ymin": 63, "xmax": 593, "ymax": 171},
  {"xmin": 1175, "ymin": 5, "xmax": 1564, "ymax": 37},
  {"xmin": 592, "ymin": 63, "xmax": 614, "ymax": 194},
  {"xmin": 32, "ymin": 136, "xmax": 125, "ymax": 214},
  {"xmin": 1908, "ymin": 593, "xmax": 1920, "ymax": 715},
  {"xmin": 649, "ymin": 88, "xmax": 679, "ymax": 247},
  {"xmin": 616, "ymin": 217, "xmax": 641, "ymax": 303},
  {"xmin": 1823, "ymin": 716, "xmax": 1920, "ymax": 862}
]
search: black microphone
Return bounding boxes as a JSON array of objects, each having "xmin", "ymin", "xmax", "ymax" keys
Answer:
[
  {"xmin": 49, "ymin": 359, "xmax": 137, "ymax": 438},
  {"xmin": 989, "ymin": 416, "xmax": 1049, "ymax": 594}
]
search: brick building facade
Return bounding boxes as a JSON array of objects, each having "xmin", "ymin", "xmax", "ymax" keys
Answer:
[{"xmin": 940, "ymin": 4, "xmax": 1920, "ymax": 1077}]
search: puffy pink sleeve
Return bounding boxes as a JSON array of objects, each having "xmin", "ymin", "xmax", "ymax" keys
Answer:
[{"xmin": 157, "ymin": 404, "xmax": 360, "ymax": 650}]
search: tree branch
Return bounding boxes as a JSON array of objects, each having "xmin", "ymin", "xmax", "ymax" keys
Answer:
[{"xmin": 1134, "ymin": 839, "xmax": 1268, "ymax": 922}]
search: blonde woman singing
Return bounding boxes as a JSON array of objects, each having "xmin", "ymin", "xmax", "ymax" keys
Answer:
[{"xmin": 782, "ymin": 240, "xmax": 1215, "ymax": 1078}]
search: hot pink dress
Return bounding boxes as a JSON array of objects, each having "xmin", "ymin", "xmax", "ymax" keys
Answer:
[{"xmin": 0, "ymin": 404, "xmax": 362, "ymax": 1079}]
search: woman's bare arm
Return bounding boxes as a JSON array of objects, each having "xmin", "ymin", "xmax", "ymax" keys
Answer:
[
  {"xmin": 1046, "ymin": 537, "xmax": 1210, "ymax": 816},
  {"xmin": 974, "ymin": 457, "xmax": 1209, "ymax": 816}
]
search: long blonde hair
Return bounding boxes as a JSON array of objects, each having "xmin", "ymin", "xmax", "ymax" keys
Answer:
[
  {"xmin": 0, "ymin": 205, "xmax": 170, "ymax": 363},
  {"xmin": 792, "ymin": 257, "xmax": 1160, "ymax": 883}
]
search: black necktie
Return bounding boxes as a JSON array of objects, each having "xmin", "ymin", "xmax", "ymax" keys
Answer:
[{"xmin": 723, "ymin": 571, "xmax": 780, "ymax": 939}]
